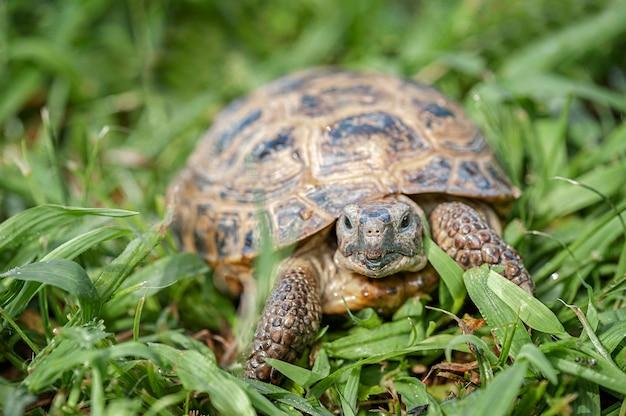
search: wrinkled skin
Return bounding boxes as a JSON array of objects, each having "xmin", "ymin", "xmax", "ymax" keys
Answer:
[{"xmin": 335, "ymin": 195, "xmax": 428, "ymax": 278}]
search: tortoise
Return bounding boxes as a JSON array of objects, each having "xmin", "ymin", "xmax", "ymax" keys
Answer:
[{"xmin": 167, "ymin": 68, "xmax": 533, "ymax": 384}]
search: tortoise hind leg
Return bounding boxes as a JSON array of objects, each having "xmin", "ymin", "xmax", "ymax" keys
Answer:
[
  {"xmin": 430, "ymin": 202, "xmax": 534, "ymax": 293},
  {"xmin": 246, "ymin": 258, "xmax": 322, "ymax": 384}
]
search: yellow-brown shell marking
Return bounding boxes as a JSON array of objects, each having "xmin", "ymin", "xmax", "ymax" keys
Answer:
[{"xmin": 167, "ymin": 68, "xmax": 516, "ymax": 266}]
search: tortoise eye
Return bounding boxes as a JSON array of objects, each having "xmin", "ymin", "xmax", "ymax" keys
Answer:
[
  {"xmin": 400, "ymin": 215, "xmax": 411, "ymax": 230},
  {"xmin": 343, "ymin": 216, "xmax": 353, "ymax": 230}
]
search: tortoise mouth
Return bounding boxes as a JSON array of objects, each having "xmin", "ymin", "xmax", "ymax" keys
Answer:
[
  {"xmin": 364, "ymin": 258, "xmax": 383, "ymax": 270},
  {"xmin": 362, "ymin": 252, "xmax": 401, "ymax": 272},
  {"xmin": 334, "ymin": 250, "xmax": 427, "ymax": 278}
]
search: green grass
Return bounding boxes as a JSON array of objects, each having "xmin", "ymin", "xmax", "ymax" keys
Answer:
[{"xmin": 1, "ymin": 0, "xmax": 626, "ymax": 414}]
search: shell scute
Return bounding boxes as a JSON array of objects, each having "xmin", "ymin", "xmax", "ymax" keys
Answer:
[
  {"xmin": 298, "ymin": 84, "xmax": 382, "ymax": 117},
  {"xmin": 271, "ymin": 198, "xmax": 326, "ymax": 246},
  {"xmin": 215, "ymin": 213, "xmax": 240, "ymax": 257},
  {"xmin": 403, "ymin": 157, "xmax": 452, "ymax": 189},
  {"xmin": 456, "ymin": 161, "xmax": 492, "ymax": 191},
  {"xmin": 167, "ymin": 68, "xmax": 517, "ymax": 265},
  {"xmin": 214, "ymin": 109, "xmax": 262, "ymax": 155},
  {"xmin": 304, "ymin": 181, "xmax": 383, "ymax": 217},
  {"xmin": 316, "ymin": 111, "xmax": 430, "ymax": 177}
]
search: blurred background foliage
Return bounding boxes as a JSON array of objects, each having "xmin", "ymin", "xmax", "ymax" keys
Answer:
[
  {"xmin": 2, "ymin": 0, "xmax": 625, "ymax": 219},
  {"xmin": 1, "ymin": 0, "xmax": 626, "ymax": 415}
]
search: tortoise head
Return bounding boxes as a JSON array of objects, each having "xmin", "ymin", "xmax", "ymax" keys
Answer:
[{"xmin": 334, "ymin": 195, "xmax": 428, "ymax": 278}]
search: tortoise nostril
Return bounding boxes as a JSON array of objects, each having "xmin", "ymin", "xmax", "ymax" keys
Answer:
[
  {"xmin": 365, "ymin": 228, "xmax": 382, "ymax": 236},
  {"xmin": 362, "ymin": 216, "xmax": 385, "ymax": 237}
]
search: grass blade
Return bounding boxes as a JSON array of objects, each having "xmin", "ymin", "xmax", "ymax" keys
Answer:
[
  {"xmin": 464, "ymin": 267, "xmax": 533, "ymax": 356},
  {"xmin": 500, "ymin": 1, "xmax": 626, "ymax": 78},
  {"xmin": 598, "ymin": 321, "xmax": 626, "ymax": 354},
  {"xmin": 1, "ymin": 259, "xmax": 99, "ymax": 319},
  {"xmin": 149, "ymin": 344, "xmax": 255, "ymax": 416},
  {"xmin": 501, "ymin": 73, "xmax": 626, "ymax": 111},
  {"xmin": 325, "ymin": 319, "xmax": 421, "ymax": 359},
  {"xmin": 425, "ymin": 237, "xmax": 465, "ymax": 312},
  {"xmin": 94, "ymin": 221, "xmax": 166, "ymax": 301},
  {"xmin": 245, "ymin": 379, "xmax": 333, "ymax": 416},
  {"xmin": 1, "ymin": 227, "xmax": 127, "ymax": 320},
  {"xmin": 25, "ymin": 336, "xmax": 157, "ymax": 392},
  {"xmin": 263, "ymin": 358, "xmax": 316, "ymax": 387},
  {"xmin": 394, "ymin": 376, "xmax": 442, "ymax": 416},
  {"xmin": 461, "ymin": 361, "xmax": 527, "ymax": 416},
  {"xmin": 572, "ymin": 380, "xmax": 600, "ymax": 416},
  {"xmin": 312, "ymin": 334, "xmax": 463, "ymax": 397},
  {"xmin": 43, "ymin": 226, "xmax": 130, "ymax": 261},
  {"xmin": 542, "ymin": 347, "xmax": 626, "ymax": 395},
  {"xmin": 0, "ymin": 384, "xmax": 35, "ymax": 416},
  {"xmin": 0, "ymin": 204, "xmax": 137, "ymax": 251},
  {"xmin": 227, "ymin": 376, "xmax": 289, "ymax": 416},
  {"xmin": 486, "ymin": 269, "xmax": 566, "ymax": 335},
  {"xmin": 517, "ymin": 343, "xmax": 558, "ymax": 384},
  {"xmin": 339, "ymin": 366, "xmax": 360, "ymax": 416},
  {"xmin": 539, "ymin": 164, "xmax": 626, "ymax": 220},
  {"xmin": 117, "ymin": 252, "xmax": 208, "ymax": 298}
]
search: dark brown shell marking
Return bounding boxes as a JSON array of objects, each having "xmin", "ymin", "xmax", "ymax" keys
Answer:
[{"xmin": 167, "ymin": 68, "xmax": 517, "ymax": 266}]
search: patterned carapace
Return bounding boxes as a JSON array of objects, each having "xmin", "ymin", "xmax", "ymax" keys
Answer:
[{"xmin": 167, "ymin": 68, "xmax": 517, "ymax": 267}]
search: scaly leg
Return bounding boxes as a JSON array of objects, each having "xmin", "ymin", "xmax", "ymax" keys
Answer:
[
  {"xmin": 245, "ymin": 259, "xmax": 322, "ymax": 383},
  {"xmin": 430, "ymin": 202, "xmax": 534, "ymax": 293}
]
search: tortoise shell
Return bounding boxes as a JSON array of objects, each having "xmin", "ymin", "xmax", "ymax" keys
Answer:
[{"xmin": 167, "ymin": 68, "xmax": 517, "ymax": 267}]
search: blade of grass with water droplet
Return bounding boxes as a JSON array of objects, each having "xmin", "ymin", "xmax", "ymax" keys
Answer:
[
  {"xmin": 535, "ymin": 206, "xmax": 626, "ymax": 283},
  {"xmin": 486, "ymin": 269, "xmax": 566, "ymax": 335}
]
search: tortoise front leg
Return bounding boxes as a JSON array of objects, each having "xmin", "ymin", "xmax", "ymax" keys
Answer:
[
  {"xmin": 430, "ymin": 202, "xmax": 534, "ymax": 293},
  {"xmin": 245, "ymin": 259, "xmax": 322, "ymax": 384}
]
